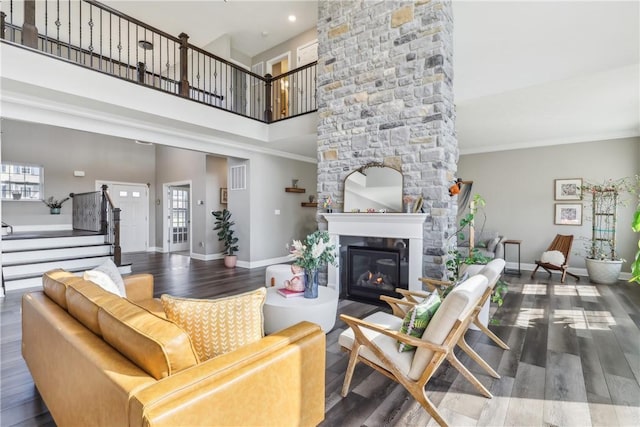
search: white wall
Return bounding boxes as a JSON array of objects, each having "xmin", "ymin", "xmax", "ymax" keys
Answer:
[
  {"xmin": 458, "ymin": 137, "xmax": 639, "ymax": 272},
  {"xmin": 252, "ymin": 27, "xmax": 317, "ymax": 73}
]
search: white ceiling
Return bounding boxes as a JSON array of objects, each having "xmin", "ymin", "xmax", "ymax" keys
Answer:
[{"xmin": 103, "ymin": 0, "xmax": 639, "ymax": 155}]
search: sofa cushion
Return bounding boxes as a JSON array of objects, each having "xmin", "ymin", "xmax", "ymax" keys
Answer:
[
  {"xmin": 66, "ymin": 279, "xmax": 122, "ymax": 336},
  {"xmin": 161, "ymin": 288, "xmax": 266, "ymax": 362},
  {"xmin": 42, "ymin": 269, "xmax": 84, "ymax": 310},
  {"xmin": 98, "ymin": 298, "xmax": 199, "ymax": 380},
  {"xmin": 83, "ymin": 259, "xmax": 126, "ymax": 297}
]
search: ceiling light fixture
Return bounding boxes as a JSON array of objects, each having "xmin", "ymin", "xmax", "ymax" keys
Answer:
[
  {"xmin": 135, "ymin": 140, "xmax": 153, "ymax": 146},
  {"xmin": 137, "ymin": 40, "xmax": 153, "ymax": 50},
  {"xmin": 288, "ymin": 15, "xmax": 296, "ymax": 22}
]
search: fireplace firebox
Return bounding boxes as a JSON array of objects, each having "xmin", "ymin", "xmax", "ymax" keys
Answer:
[{"xmin": 346, "ymin": 246, "xmax": 408, "ymax": 303}]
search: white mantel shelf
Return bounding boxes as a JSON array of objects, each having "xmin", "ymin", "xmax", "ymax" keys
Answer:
[{"xmin": 321, "ymin": 213, "xmax": 428, "ymax": 293}]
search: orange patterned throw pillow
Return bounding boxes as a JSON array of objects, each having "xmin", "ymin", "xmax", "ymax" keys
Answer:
[{"xmin": 161, "ymin": 288, "xmax": 266, "ymax": 361}]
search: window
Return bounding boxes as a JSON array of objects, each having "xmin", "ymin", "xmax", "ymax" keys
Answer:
[{"xmin": 1, "ymin": 162, "xmax": 44, "ymax": 201}]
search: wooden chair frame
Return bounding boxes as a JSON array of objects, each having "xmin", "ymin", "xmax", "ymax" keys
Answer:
[
  {"xmin": 340, "ymin": 303, "xmax": 493, "ymax": 427},
  {"xmin": 531, "ymin": 234, "xmax": 580, "ymax": 283}
]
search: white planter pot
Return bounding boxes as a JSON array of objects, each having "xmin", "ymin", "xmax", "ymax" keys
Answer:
[{"xmin": 585, "ymin": 258, "xmax": 623, "ymax": 284}]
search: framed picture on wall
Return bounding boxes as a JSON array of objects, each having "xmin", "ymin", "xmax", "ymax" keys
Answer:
[
  {"xmin": 220, "ymin": 188, "xmax": 228, "ymax": 204},
  {"xmin": 554, "ymin": 203, "xmax": 582, "ymax": 225},
  {"xmin": 554, "ymin": 178, "xmax": 582, "ymax": 200}
]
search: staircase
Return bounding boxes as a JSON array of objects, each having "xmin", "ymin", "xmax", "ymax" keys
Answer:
[{"xmin": 2, "ymin": 231, "xmax": 131, "ymax": 292}]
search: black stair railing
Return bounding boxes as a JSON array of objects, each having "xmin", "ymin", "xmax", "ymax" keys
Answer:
[
  {"xmin": 70, "ymin": 185, "xmax": 121, "ymax": 266},
  {"xmin": 0, "ymin": 0, "xmax": 317, "ymax": 123}
]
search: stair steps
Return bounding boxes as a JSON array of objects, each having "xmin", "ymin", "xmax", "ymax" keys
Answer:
[{"xmin": 2, "ymin": 233, "xmax": 131, "ymax": 292}]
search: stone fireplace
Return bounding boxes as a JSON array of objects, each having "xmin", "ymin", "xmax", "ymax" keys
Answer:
[
  {"xmin": 317, "ymin": 1, "xmax": 458, "ymax": 280},
  {"xmin": 323, "ymin": 213, "xmax": 427, "ymax": 298}
]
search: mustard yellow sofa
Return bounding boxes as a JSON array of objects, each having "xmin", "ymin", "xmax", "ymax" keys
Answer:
[{"xmin": 22, "ymin": 270, "xmax": 325, "ymax": 427}]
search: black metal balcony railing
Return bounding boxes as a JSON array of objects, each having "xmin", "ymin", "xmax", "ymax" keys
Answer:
[{"xmin": 0, "ymin": 0, "xmax": 317, "ymax": 123}]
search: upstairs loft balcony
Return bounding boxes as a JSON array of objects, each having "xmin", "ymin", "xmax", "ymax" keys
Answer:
[{"xmin": 0, "ymin": 0, "xmax": 317, "ymax": 126}]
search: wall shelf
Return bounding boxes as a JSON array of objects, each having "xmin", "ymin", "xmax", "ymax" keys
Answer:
[
  {"xmin": 301, "ymin": 202, "xmax": 318, "ymax": 207},
  {"xmin": 285, "ymin": 187, "xmax": 305, "ymax": 193}
]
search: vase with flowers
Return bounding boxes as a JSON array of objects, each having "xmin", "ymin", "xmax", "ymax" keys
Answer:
[
  {"xmin": 403, "ymin": 195, "xmax": 415, "ymax": 213},
  {"xmin": 288, "ymin": 231, "xmax": 337, "ymax": 298},
  {"xmin": 323, "ymin": 195, "xmax": 334, "ymax": 213}
]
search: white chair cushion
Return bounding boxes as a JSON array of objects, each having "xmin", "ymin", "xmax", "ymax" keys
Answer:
[
  {"xmin": 339, "ymin": 311, "xmax": 414, "ymax": 376},
  {"xmin": 541, "ymin": 250, "xmax": 565, "ymax": 266},
  {"xmin": 477, "ymin": 258, "xmax": 506, "ymax": 290},
  {"xmin": 408, "ymin": 275, "xmax": 489, "ymax": 380}
]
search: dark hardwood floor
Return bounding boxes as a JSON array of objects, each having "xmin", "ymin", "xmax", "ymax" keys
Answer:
[{"xmin": 1, "ymin": 252, "xmax": 639, "ymax": 426}]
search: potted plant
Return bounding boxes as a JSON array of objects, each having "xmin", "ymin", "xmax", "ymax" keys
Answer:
[
  {"xmin": 212, "ymin": 208, "xmax": 239, "ymax": 268},
  {"xmin": 42, "ymin": 196, "xmax": 70, "ymax": 214},
  {"xmin": 581, "ymin": 177, "xmax": 638, "ymax": 284},
  {"xmin": 631, "ymin": 177, "xmax": 640, "ymax": 284}
]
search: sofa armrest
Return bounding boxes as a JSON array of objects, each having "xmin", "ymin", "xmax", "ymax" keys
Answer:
[
  {"xmin": 123, "ymin": 274, "xmax": 154, "ymax": 301},
  {"xmin": 494, "ymin": 236, "xmax": 507, "ymax": 260},
  {"xmin": 129, "ymin": 321, "xmax": 325, "ymax": 427}
]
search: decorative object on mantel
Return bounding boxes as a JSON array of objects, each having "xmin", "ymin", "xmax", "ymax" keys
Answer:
[
  {"xmin": 413, "ymin": 195, "xmax": 424, "ymax": 213},
  {"xmin": 212, "ymin": 208, "xmax": 239, "ymax": 268},
  {"xmin": 323, "ymin": 195, "xmax": 334, "ymax": 213},
  {"xmin": 580, "ymin": 177, "xmax": 638, "ymax": 284},
  {"xmin": 288, "ymin": 231, "xmax": 337, "ymax": 299},
  {"xmin": 43, "ymin": 196, "xmax": 70, "ymax": 214},
  {"xmin": 403, "ymin": 195, "xmax": 415, "ymax": 213},
  {"xmin": 12, "ymin": 191, "xmax": 22, "ymax": 200}
]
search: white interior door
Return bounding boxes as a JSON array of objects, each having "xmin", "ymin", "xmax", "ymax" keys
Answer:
[
  {"xmin": 109, "ymin": 183, "xmax": 148, "ymax": 253},
  {"xmin": 168, "ymin": 185, "xmax": 190, "ymax": 252}
]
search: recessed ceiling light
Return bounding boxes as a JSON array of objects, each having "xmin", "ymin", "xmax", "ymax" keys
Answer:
[{"xmin": 288, "ymin": 15, "xmax": 296, "ymax": 22}]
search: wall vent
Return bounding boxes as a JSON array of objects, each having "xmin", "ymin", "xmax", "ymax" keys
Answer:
[{"xmin": 229, "ymin": 165, "xmax": 246, "ymax": 190}]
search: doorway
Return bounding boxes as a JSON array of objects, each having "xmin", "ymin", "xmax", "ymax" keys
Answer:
[
  {"xmin": 97, "ymin": 181, "xmax": 149, "ymax": 253},
  {"xmin": 167, "ymin": 184, "xmax": 191, "ymax": 253},
  {"xmin": 266, "ymin": 52, "xmax": 290, "ymax": 120}
]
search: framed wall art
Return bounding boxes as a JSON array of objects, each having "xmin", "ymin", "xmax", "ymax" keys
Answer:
[
  {"xmin": 554, "ymin": 203, "xmax": 582, "ymax": 225},
  {"xmin": 220, "ymin": 187, "xmax": 228, "ymax": 204},
  {"xmin": 554, "ymin": 178, "xmax": 582, "ymax": 200}
]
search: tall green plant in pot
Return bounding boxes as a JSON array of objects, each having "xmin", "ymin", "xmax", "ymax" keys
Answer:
[
  {"xmin": 630, "ymin": 175, "xmax": 640, "ymax": 284},
  {"xmin": 212, "ymin": 209, "xmax": 239, "ymax": 268}
]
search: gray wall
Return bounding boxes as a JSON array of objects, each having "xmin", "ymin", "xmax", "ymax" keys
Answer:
[
  {"xmin": 458, "ymin": 137, "xmax": 640, "ymax": 272},
  {"xmin": 154, "ymin": 145, "xmax": 208, "ymax": 255},
  {"xmin": 227, "ymin": 154, "xmax": 317, "ymax": 264},
  {"xmin": 206, "ymin": 155, "xmax": 228, "ymax": 255},
  {"xmin": 1, "ymin": 119, "xmax": 157, "ymax": 238}
]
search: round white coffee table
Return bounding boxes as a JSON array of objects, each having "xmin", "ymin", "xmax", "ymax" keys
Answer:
[{"xmin": 263, "ymin": 286, "xmax": 339, "ymax": 334}]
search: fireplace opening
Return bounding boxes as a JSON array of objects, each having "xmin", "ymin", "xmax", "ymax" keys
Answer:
[{"xmin": 346, "ymin": 246, "xmax": 407, "ymax": 303}]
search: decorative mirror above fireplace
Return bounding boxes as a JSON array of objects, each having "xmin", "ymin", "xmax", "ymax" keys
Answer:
[{"xmin": 343, "ymin": 163, "xmax": 403, "ymax": 212}]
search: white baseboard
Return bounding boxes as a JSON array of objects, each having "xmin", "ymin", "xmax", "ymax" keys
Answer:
[
  {"xmin": 506, "ymin": 261, "xmax": 632, "ymax": 281},
  {"xmin": 190, "ymin": 253, "xmax": 224, "ymax": 261},
  {"xmin": 11, "ymin": 224, "xmax": 73, "ymax": 232},
  {"xmin": 147, "ymin": 247, "xmax": 164, "ymax": 253},
  {"xmin": 242, "ymin": 255, "xmax": 295, "ymax": 269}
]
